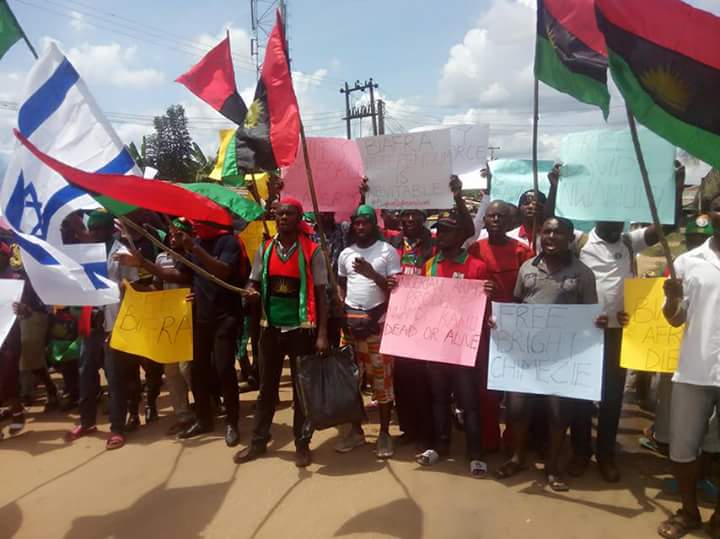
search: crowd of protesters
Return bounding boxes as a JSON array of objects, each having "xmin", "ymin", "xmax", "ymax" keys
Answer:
[{"xmin": 1, "ymin": 167, "xmax": 719, "ymax": 539}]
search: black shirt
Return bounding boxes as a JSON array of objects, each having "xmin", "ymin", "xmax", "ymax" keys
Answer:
[{"xmin": 181, "ymin": 234, "xmax": 244, "ymax": 321}]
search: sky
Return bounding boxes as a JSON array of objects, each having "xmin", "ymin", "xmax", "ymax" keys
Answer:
[{"xmin": 0, "ymin": 0, "xmax": 718, "ymax": 168}]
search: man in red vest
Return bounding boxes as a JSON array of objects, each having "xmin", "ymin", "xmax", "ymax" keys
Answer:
[{"xmin": 234, "ymin": 197, "xmax": 329, "ymax": 468}]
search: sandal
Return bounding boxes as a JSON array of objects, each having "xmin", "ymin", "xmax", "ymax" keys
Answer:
[
  {"xmin": 706, "ymin": 512, "xmax": 720, "ymax": 539},
  {"xmin": 106, "ymin": 433, "xmax": 125, "ymax": 451},
  {"xmin": 470, "ymin": 460, "xmax": 488, "ymax": 479},
  {"xmin": 547, "ymin": 474, "xmax": 569, "ymax": 492},
  {"xmin": 416, "ymin": 449, "xmax": 440, "ymax": 466},
  {"xmin": 66, "ymin": 425, "xmax": 97, "ymax": 442},
  {"xmin": 8, "ymin": 412, "xmax": 25, "ymax": 435},
  {"xmin": 494, "ymin": 460, "xmax": 526, "ymax": 479},
  {"xmin": 658, "ymin": 509, "xmax": 702, "ymax": 539}
]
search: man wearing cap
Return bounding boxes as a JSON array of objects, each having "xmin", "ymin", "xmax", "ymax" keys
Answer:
[
  {"xmin": 234, "ymin": 197, "xmax": 328, "ymax": 468},
  {"xmin": 385, "ymin": 176, "xmax": 474, "ymax": 450},
  {"xmin": 335, "ymin": 204, "xmax": 402, "ymax": 459},
  {"xmin": 415, "ymin": 214, "xmax": 494, "ymax": 477}
]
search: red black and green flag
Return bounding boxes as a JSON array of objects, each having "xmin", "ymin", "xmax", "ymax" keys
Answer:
[
  {"xmin": 176, "ymin": 35, "xmax": 248, "ymax": 126},
  {"xmin": 535, "ymin": 0, "xmax": 610, "ymax": 118},
  {"xmin": 231, "ymin": 10, "xmax": 300, "ymax": 173},
  {"xmin": 596, "ymin": 0, "xmax": 720, "ymax": 170}
]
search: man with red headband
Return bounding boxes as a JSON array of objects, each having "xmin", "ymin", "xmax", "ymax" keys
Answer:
[
  {"xmin": 234, "ymin": 196, "xmax": 329, "ymax": 468},
  {"xmin": 129, "ymin": 218, "xmax": 247, "ymax": 448}
]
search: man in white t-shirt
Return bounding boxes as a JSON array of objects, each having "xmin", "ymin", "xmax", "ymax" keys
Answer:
[
  {"xmin": 570, "ymin": 221, "xmax": 662, "ymax": 483},
  {"xmin": 335, "ymin": 204, "xmax": 402, "ymax": 459},
  {"xmin": 658, "ymin": 192, "xmax": 720, "ymax": 539}
]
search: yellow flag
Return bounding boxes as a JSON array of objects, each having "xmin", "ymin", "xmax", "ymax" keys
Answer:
[
  {"xmin": 209, "ymin": 129, "xmax": 236, "ymax": 181},
  {"xmin": 110, "ymin": 286, "xmax": 193, "ymax": 364},
  {"xmin": 239, "ymin": 220, "xmax": 276, "ymax": 261},
  {"xmin": 620, "ymin": 278, "xmax": 683, "ymax": 373}
]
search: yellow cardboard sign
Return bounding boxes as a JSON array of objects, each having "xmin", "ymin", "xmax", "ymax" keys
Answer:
[
  {"xmin": 239, "ymin": 220, "xmax": 276, "ymax": 261},
  {"xmin": 620, "ymin": 278, "xmax": 683, "ymax": 373},
  {"xmin": 110, "ymin": 286, "xmax": 193, "ymax": 364}
]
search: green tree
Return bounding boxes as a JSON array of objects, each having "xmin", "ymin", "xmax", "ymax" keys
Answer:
[{"xmin": 145, "ymin": 105, "xmax": 197, "ymax": 182}]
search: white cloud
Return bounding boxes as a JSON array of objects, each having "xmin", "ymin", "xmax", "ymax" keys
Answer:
[
  {"xmin": 64, "ymin": 42, "xmax": 165, "ymax": 88},
  {"xmin": 69, "ymin": 11, "xmax": 89, "ymax": 31}
]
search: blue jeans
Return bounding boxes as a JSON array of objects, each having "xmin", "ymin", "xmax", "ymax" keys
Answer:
[
  {"xmin": 428, "ymin": 362, "xmax": 483, "ymax": 461},
  {"xmin": 78, "ymin": 330, "xmax": 105, "ymax": 429}
]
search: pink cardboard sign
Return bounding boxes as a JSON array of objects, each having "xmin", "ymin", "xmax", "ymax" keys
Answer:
[
  {"xmin": 281, "ymin": 137, "xmax": 364, "ymax": 222},
  {"xmin": 380, "ymin": 275, "xmax": 488, "ymax": 366}
]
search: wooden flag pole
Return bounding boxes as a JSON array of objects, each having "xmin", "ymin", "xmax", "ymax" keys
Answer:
[
  {"xmin": 298, "ymin": 119, "xmax": 340, "ymax": 296},
  {"xmin": 118, "ymin": 216, "xmax": 250, "ymax": 296},
  {"xmin": 625, "ymin": 106, "xmax": 677, "ymax": 280},
  {"xmin": 530, "ymin": 78, "xmax": 540, "ymax": 253}
]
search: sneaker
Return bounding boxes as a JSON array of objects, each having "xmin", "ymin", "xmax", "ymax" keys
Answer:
[
  {"xmin": 376, "ymin": 432, "xmax": 394, "ymax": 459},
  {"xmin": 334, "ymin": 430, "xmax": 366, "ymax": 453}
]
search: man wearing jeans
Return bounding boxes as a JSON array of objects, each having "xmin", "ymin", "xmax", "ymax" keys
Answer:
[
  {"xmin": 657, "ymin": 191, "xmax": 720, "ymax": 539},
  {"xmin": 234, "ymin": 197, "xmax": 328, "ymax": 468}
]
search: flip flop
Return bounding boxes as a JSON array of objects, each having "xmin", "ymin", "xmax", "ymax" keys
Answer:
[
  {"xmin": 106, "ymin": 433, "xmax": 125, "ymax": 451},
  {"xmin": 494, "ymin": 460, "xmax": 526, "ymax": 479},
  {"xmin": 658, "ymin": 509, "xmax": 702, "ymax": 539},
  {"xmin": 470, "ymin": 460, "xmax": 488, "ymax": 479},
  {"xmin": 66, "ymin": 425, "xmax": 97, "ymax": 442},
  {"xmin": 547, "ymin": 474, "xmax": 569, "ymax": 492}
]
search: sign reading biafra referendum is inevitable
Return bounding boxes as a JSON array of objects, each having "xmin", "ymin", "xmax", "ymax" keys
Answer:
[
  {"xmin": 488, "ymin": 302, "xmax": 604, "ymax": 401},
  {"xmin": 380, "ymin": 275, "xmax": 488, "ymax": 367},
  {"xmin": 358, "ymin": 124, "xmax": 488, "ymax": 210}
]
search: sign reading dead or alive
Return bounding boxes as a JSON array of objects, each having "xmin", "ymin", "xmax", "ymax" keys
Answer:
[
  {"xmin": 379, "ymin": 275, "xmax": 488, "ymax": 367},
  {"xmin": 488, "ymin": 302, "xmax": 604, "ymax": 401}
]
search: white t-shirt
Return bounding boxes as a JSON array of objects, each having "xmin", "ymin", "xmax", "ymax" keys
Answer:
[
  {"xmin": 104, "ymin": 240, "xmax": 139, "ymax": 332},
  {"xmin": 579, "ymin": 227, "xmax": 648, "ymax": 328},
  {"xmin": 672, "ymin": 239, "xmax": 720, "ymax": 386},
  {"xmin": 338, "ymin": 240, "xmax": 401, "ymax": 310}
]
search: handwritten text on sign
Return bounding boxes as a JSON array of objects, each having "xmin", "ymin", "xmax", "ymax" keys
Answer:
[
  {"xmin": 379, "ymin": 275, "xmax": 487, "ymax": 367},
  {"xmin": 620, "ymin": 278, "xmax": 682, "ymax": 373},
  {"xmin": 110, "ymin": 286, "xmax": 193, "ymax": 364},
  {"xmin": 359, "ymin": 130, "xmax": 454, "ymax": 210},
  {"xmin": 282, "ymin": 137, "xmax": 364, "ymax": 221},
  {"xmin": 557, "ymin": 128, "xmax": 676, "ymax": 224},
  {"xmin": 488, "ymin": 303, "xmax": 604, "ymax": 401}
]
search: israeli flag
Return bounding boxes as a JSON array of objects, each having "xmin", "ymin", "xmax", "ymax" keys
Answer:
[{"xmin": 0, "ymin": 43, "xmax": 141, "ymax": 306}]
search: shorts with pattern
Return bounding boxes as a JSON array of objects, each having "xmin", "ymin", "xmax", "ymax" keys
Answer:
[{"xmin": 341, "ymin": 332, "xmax": 394, "ymax": 404}]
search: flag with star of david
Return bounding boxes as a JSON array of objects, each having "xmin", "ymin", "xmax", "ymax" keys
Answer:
[{"xmin": 0, "ymin": 43, "xmax": 140, "ymax": 306}]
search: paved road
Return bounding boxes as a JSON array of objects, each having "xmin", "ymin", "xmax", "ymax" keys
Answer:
[{"xmin": 0, "ymin": 374, "xmax": 709, "ymax": 539}]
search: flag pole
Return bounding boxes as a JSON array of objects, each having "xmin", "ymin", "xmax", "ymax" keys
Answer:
[
  {"xmin": 530, "ymin": 77, "xmax": 540, "ymax": 253},
  {"xmin": 3, "ymin": 0, "xmax": 38, "ymax": 59},
  {"xmin": 118, "ymin": 216, "xmax": 250, "ymax": 296},
  {"xmin": 298, "ymin": 118, "xmax": 339, "ymax": 296},
  {"xmin": 625, "ymin": 106, "xmax": 677, "ymax": 280}
]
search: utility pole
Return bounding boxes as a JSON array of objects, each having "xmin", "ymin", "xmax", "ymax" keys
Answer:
[
  {"xmin": 377, "ymin": 99, "xmax": 385, "ymax": 135},
  {"xmin": 250, "ymin": 0, "xmax": 288, "ymax": 78},
  {"xmin": 340, "ymin": 78, "xmax": 380, "ymax": 139},
  {"xmin": 488, "ymin": 146, "xmax": 501, "ymax": 160}
]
